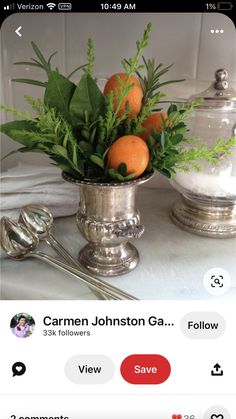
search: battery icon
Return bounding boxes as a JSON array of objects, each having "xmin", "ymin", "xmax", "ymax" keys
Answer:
[{"xmin": 217, "ymin": 2, "xmax": 233, "ymax": 10}]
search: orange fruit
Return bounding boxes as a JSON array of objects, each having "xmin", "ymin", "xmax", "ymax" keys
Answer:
[
  {"xmin": 104, "ymin": 73, "xmax": 143, "ymax": 117},
  {"xmin": 140, "ymin": 111, "xmax": 168, "ymax": 141},
  {"xmin": 107, "ymin": 135, "xmax": 149, "ymax": 179}
]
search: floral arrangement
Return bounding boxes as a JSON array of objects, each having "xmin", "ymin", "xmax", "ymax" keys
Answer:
[{"xmin": 1, "ymin": 23, "xmax": 235, "ymax": 182}]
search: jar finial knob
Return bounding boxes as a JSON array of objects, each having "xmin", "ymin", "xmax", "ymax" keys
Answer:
[{"xmin": 214, "ymin": 69, "xmax": 228, "ymax": 90}]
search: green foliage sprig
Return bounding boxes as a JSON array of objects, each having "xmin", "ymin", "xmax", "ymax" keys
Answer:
[
  {"xmin": 1, "ymin": 98, "xmax": 85, "ymax": 177},
  {"xmin": 148, "ymin": 101, "xmax": 236, "ymax": 178},
  {"xmin": 86, "ymin": 38, "xmax": 95, "ymax": 76},
  {"xmin": 102, "ymin": 22, "xmax": 153, "ymax": 141},
  {"xmin": 13, "ymin": 41, "xmax": 88, "ymax": 86},
  {"xmin": 124, "ymin": 56, "xmax": 184, "ymax": 110}
]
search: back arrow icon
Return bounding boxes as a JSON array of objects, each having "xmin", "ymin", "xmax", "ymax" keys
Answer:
[{"xmin": 15, "ymin": 26, "xmax": 22, "ymax": 37}]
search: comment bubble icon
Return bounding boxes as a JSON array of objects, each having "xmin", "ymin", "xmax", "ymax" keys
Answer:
[{"xmin": 12, "ymin": 361, "xmax": 26, "ymax": 377}]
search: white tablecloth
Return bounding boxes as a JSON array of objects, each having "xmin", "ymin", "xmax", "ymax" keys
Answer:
[{"xmin": 1, "ymin": 163, "xmax": 80, "ymax": 218}]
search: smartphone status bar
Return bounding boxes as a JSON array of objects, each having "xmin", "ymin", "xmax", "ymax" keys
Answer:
[{"xmin": 1, "ymin": 0, "xmax": 235, "ymax": 15}]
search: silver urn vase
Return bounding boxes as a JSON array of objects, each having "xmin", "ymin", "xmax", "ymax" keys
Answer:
[{"xmin": 62, "ymin": 172, "xmax": 152, "ymax": 276}]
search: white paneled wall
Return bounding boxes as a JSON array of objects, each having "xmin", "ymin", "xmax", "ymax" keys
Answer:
[{"xmin": 1, "ymin": 12, "xmax": 236, "ymax": 187}]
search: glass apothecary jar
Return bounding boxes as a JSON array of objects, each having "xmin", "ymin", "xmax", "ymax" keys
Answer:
[{"xmin": 170, "ymin": 69, "xmax": 236, "ymax": 238}]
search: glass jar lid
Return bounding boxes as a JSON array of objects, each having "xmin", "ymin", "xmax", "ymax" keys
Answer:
[{"xmin": 189, "ymin": 69, "xmax": 236, "ymax": 110}]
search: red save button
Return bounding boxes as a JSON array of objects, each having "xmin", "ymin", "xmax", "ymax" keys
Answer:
[{"xmin": 120, "ymin": 354, "xmax": 171, "ymax": 384}]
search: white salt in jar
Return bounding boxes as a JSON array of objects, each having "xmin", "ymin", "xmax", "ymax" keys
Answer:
[{"xmin": 170, "ymin": 69, "xmax": 236, "ymax": 238}]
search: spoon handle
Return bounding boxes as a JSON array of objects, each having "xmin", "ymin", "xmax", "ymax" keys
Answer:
[
  {"xmin": 47, "ymin": 231, "xmax": 83, "ymax": 268},
  {"xmin": 33, "ymin": 251, "xmax": 138, "ymax": 300},
  {"xmin": 46, "ymin": 232, "xmax": 112, "ymax": 300},
  {"xmin": 45, "ymin": 233, "xmax": 111, "ymax": 300},
  {"xmin": 46, "ymin": 231, "xmax": 136, "ymax": 300}
]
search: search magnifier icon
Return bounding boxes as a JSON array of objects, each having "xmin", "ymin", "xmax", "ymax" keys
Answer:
[
  {"xmin": 211, "ymin": 275, "xmax": 224, "ymax": 288},
  {"xmin": 203, "ymin": 268, "xmax": 231, "ymax": 296}
]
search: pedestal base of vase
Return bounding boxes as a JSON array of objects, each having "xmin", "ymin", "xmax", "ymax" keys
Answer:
[
  {"xmin": 78, "ymin": 242, "xmax": 139, "ymax": 277},
  {"xmin": 170, "ymin": 194, "xmax": 236, "ymax": 238}
]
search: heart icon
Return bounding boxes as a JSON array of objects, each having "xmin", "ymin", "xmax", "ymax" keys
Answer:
[
  {"xmin": 172, "ymin": 415, "xmax": 182, "ymax": 419},
  {"xmin": 16, "ymin": 366, "xmax": 22, "ymax": 372},
  {"xmin": 211, "ymin": 415, "xmax": 224, "ymax": 419}
]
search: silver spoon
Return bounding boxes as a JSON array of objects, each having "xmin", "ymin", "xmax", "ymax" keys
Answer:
[
  {"xmin": 18, "ymin": 204, "xmax": 134, "ymax": 300},
  {"xmin": 0, "ymin": 217, "xmax": 138, "ymax": 300},
  {"xmin": 19, "ymin": 205, "xmax": 80, "ymax": 269}
]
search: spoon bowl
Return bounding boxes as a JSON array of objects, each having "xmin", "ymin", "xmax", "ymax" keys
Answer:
[
  {"xmin": 0, "ymin": 216, "xmax": 39, "ymax": 259},
  {"xmin": 19, "ymin": 204, "xmax": 53, "ymax": 238}
]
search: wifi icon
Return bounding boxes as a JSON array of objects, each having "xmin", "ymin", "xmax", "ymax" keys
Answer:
[{"xmin": 47, "ymin": 2, "xmax": 56, "ymax": 9}]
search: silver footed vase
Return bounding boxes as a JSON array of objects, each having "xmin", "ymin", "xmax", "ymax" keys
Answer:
[{"xmin": 62, "ymin": 172, "xmax": 152, "ymax": 277}]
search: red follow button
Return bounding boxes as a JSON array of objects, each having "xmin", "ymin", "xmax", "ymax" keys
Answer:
[{"xmin": 120, "ymin": 354, "xmax": 171, "ymax": 385}]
